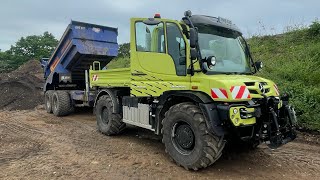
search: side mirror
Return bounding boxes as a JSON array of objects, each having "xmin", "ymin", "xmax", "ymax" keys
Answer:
[
  {"xmin": 190, "ymin": 48, "xmax": 198, "ymax": 60},
  {"xmin": 206, "ymin": 56, "xmax": 216, "ymax": 70},
  {"xmin": 255, "ymin": 61, "xmax": 263, "ymax": 71},
  {"xmin": 190, "ymin": 28, "xmax": 198, "ymax": 48},
  {"xmin": 184, "ymin": 10, "xmax": 192, "ymax": 17}
]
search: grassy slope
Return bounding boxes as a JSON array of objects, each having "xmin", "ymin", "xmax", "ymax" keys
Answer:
[
  {"xmin": 249, "ymin": 27, "xmax": 320, "ymax": 130},
  {"xmin": 107, "ymin": 57, "xmax": 130, "ymax": 69}
]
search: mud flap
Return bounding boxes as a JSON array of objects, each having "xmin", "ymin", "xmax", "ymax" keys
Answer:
[{"xmin": 199, "ymin": 103, "xmax": 225, "ymax": 137}]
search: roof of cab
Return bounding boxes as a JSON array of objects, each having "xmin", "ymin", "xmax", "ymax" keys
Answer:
[{"xmin": 189, "ymin": 15, "xmax": 242, "ymax": 34}]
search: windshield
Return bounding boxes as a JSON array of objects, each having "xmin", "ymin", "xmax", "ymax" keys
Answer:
[{"xmin": 197, "ymin": 24, "xmax": 253, "ymax": 74}]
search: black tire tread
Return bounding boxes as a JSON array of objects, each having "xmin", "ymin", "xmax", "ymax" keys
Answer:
[
  {"xmin": 162, "ymin": 102, "xmax": 225, "ymax": 170},
  {"xmin": 52, "ymin": 91, "xmax": 72, "ymax": 117},
  {"xmin": 96, "ymin": 95, "xmax": 125, "ymax": 136}
]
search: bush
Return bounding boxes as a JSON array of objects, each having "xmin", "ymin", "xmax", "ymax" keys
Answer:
[{"xmin": 307, "ymin": 21, "xmax": 320, "ymax": 38}]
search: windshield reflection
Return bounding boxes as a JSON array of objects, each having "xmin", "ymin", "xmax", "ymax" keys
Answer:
[{"xmin": 197, "ymin": 25, "xmax": 252, "ymax": 74}]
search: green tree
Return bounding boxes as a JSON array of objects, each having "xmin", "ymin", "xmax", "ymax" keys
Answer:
[
  {"xmin": 118, "ymin": 43, "xmax": 130, "ymax": 57},
  {"xmin": 8, "ymin": 31, "xmax": 58, "ymax": 60},
  {"xmin": 0, "ymin": 32, "xmax": 58, "ymax": 73},
  {"xmin": 0, "ymin": 51, "xmax": 24, "ymax": 73}
]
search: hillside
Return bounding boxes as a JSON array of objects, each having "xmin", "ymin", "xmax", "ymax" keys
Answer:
[{"xmin": 249, "ymin": 22, "xmax": 320, "ymax": 131}]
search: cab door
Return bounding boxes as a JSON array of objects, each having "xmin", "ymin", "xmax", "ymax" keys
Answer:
[{"xmin": 130, "ymin": 18, "xmax": 191, "ymax": 97}]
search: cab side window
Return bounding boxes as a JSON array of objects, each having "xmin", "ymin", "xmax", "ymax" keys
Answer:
[
  {"xmin": 166, "ymin": 23, "xmax": 186, "ymax": 76},
  {"xmin": 135, "ymin": 22, "xmax": 165, "ymax": 53}
]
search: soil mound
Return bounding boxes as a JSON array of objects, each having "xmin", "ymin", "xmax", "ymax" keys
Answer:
[{"xmin": 0, "ymin": 60, "xmax": 44, "ymax": 110}]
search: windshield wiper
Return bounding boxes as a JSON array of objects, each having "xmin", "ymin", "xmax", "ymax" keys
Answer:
[{"xmin": 224, "ymin": 72, "xmax": 252, "ymax": 75}]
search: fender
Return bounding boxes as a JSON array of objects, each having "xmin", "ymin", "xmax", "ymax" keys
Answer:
[
  {"xmin": 44, "ymin": 72, "xmax": 59, "ymax": 91},
  {"xmin": 155, "ymin": 91, "xmax": 224, "ymax": 136},
  {"xmin": 158, "ymin": 90, "xmax": 214, "ymax": 105},
  {"xmin": 94, "ymin": 89, "xmax": 120, "ymax": 114}
]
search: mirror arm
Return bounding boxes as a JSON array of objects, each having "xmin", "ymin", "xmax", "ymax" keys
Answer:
[{"xmin": 184, "ymin": 15, "xmax": 204, "ymax": 75}]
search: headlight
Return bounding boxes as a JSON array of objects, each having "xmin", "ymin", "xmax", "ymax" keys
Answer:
[
  {"xmin": 206, "ymin": 56, "xmax": 216, "ymax": 70},
  {"xmin": 233, "ymin": 108, "xmax": 238, "ymax": 114}
]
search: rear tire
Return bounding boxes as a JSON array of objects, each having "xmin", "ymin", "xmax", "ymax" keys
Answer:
[
  {"xmin": 52, "ymin": 91, "xmax": 73, "ymax": 117},
  {"xmin": 45, "ymin": 90, "xmax": 54, "ymax": 113},
  {"xmin": 96, "ymin": 95, "xmax": 125, "ymax": 135},
  {"xmin": 162, "ymin": 102, "xmax": 225, "ymax": 170}
]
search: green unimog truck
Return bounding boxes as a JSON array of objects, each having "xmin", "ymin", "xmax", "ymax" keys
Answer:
[{"xmin": 44, "ymin": 11, "xmax": 297, "ymax": 170}]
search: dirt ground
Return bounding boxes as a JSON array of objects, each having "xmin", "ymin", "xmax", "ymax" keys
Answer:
[{"xmin": 0, "ymin": 107, "xmax": 319, "ymax": 180}]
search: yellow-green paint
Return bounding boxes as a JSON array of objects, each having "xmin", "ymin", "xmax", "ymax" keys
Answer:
[
  {"xmin": 90, "ymin": 18, "xmax": 277, "ymax": 98},
  {"xmin": 229, "ymin": 106, "xmax": 256, "ymax": 126},
  {"xmin": 191, "ymin": 73, "xmax": 280, "ymax": 102},
  {"xmin": 89, "ymin": 17, "xmax": 281, "ymax": 127},
  {"xmin": 89, "ymin": 17, "xmax": 280, "ymax": 99},
  {"xmin": 90, "ymin": 68, "xmax": 131, "ymax": 88}
]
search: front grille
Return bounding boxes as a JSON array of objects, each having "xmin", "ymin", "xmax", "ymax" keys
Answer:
[
  {"xmin": 245, "ymin": 82, "xmax": 270, "ymax": 95},
  {"xmin": 244, "ymin": 82, "xmax": 255, "ymax": 86},
  {"xmin": 265, "ymin": 88, "xmax": 270, "ymax": 93},
  {"xmin": 249, "ymin": 89, "xmax": 259, "ymax": 94}
]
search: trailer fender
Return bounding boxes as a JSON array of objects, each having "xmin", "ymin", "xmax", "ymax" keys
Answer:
[
  {"xmin": 94, "ymin": 89, "xmax": 120, "ymax": 114},
  {"xmin": 43, "ymin": 72, "xmax": 59, "ymax": 91}
]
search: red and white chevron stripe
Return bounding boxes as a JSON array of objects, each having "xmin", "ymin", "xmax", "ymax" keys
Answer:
[
  {"xmin": 274, "ymin": 84, "xmax": 280, "ymax": 96},
  {"xmin": 211, "ymin": 88, "xmax": 228, "ymax": 99},
  {"xmin": 230, "ymin": 86, "xmax": 251, "ymax": 99},
  {"xmin": 92, "ymin": 74, "xmax": 99, "ymax": 81}
]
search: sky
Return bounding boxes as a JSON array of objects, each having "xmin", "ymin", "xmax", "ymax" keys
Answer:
[{"xmin": 0, "ymin": 0, "xmax": 319, "ymax": 51}]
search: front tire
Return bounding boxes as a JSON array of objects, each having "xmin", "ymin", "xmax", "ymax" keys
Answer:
[
  {"xmin": 162, "ymin": 102, "xmax": 225, "ymax": 170},
  {"xmin": 96, "ymin": 95, "xmax": 125, "ymax": 135}
]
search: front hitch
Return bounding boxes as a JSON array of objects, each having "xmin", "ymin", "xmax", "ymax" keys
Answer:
[
  {"xmin": 268, "ymin": 106, "xmax": 297, "ymax": 149},
  {"xmin": 260, "ymin": 95, "xmax": 297, "ymax": 149}
]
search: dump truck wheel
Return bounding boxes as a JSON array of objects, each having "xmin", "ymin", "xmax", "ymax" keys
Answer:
[
  {"xmin": 162, "ymin": 102, "xmax": 225, "ymax": 170},
  {"xmin": 52, "ymin": 91, "xmax": 72, "ymax": 117},
  {"xmin": 45, "ymin": 90, "xmax": 54, "ymax": 113},
  {"xmin": 96, "ymin": 95, "xmax": 125, "ymax": 136}
]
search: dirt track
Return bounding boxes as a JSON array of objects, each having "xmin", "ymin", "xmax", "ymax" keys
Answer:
[{"xmin": 0, "ymin": 107, "xmax": 319, "ymax": 180}]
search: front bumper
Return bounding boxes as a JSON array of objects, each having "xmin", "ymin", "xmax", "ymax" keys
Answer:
[{"xmin": 200, "ymin": 95, "xmax": 297, "ymax": 149}]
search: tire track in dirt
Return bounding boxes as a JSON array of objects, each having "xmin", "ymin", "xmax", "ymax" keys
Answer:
[
  {"xmin": 1, "ymin": 109, "xmax": 320, "ymax": 179},
  {"xmin": 263, "ymin": 142, "xmax": 320, "ymax": 175},
  {"xmin": 0, "ymin": 121, "xmax": 46, "ymax": 165},
  {"xmin": 0, "ymin": 110, "xmax": 110, "ymax": 154}
]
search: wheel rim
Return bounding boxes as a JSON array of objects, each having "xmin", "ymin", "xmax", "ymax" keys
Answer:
[
  {"xmin": 171, "ymin": 122, "xmax": 195, "ymax": 155},
  {"xmin": 46, "ymin": 95, "xmax": 50, "ymax": 109},
  {"xmin": 101, "ymin": 107, "xmax": 109, "ymax": 125},
  {"xmin": 52, "ymin": 95, "xmax": 58, "ymax": 112}
]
